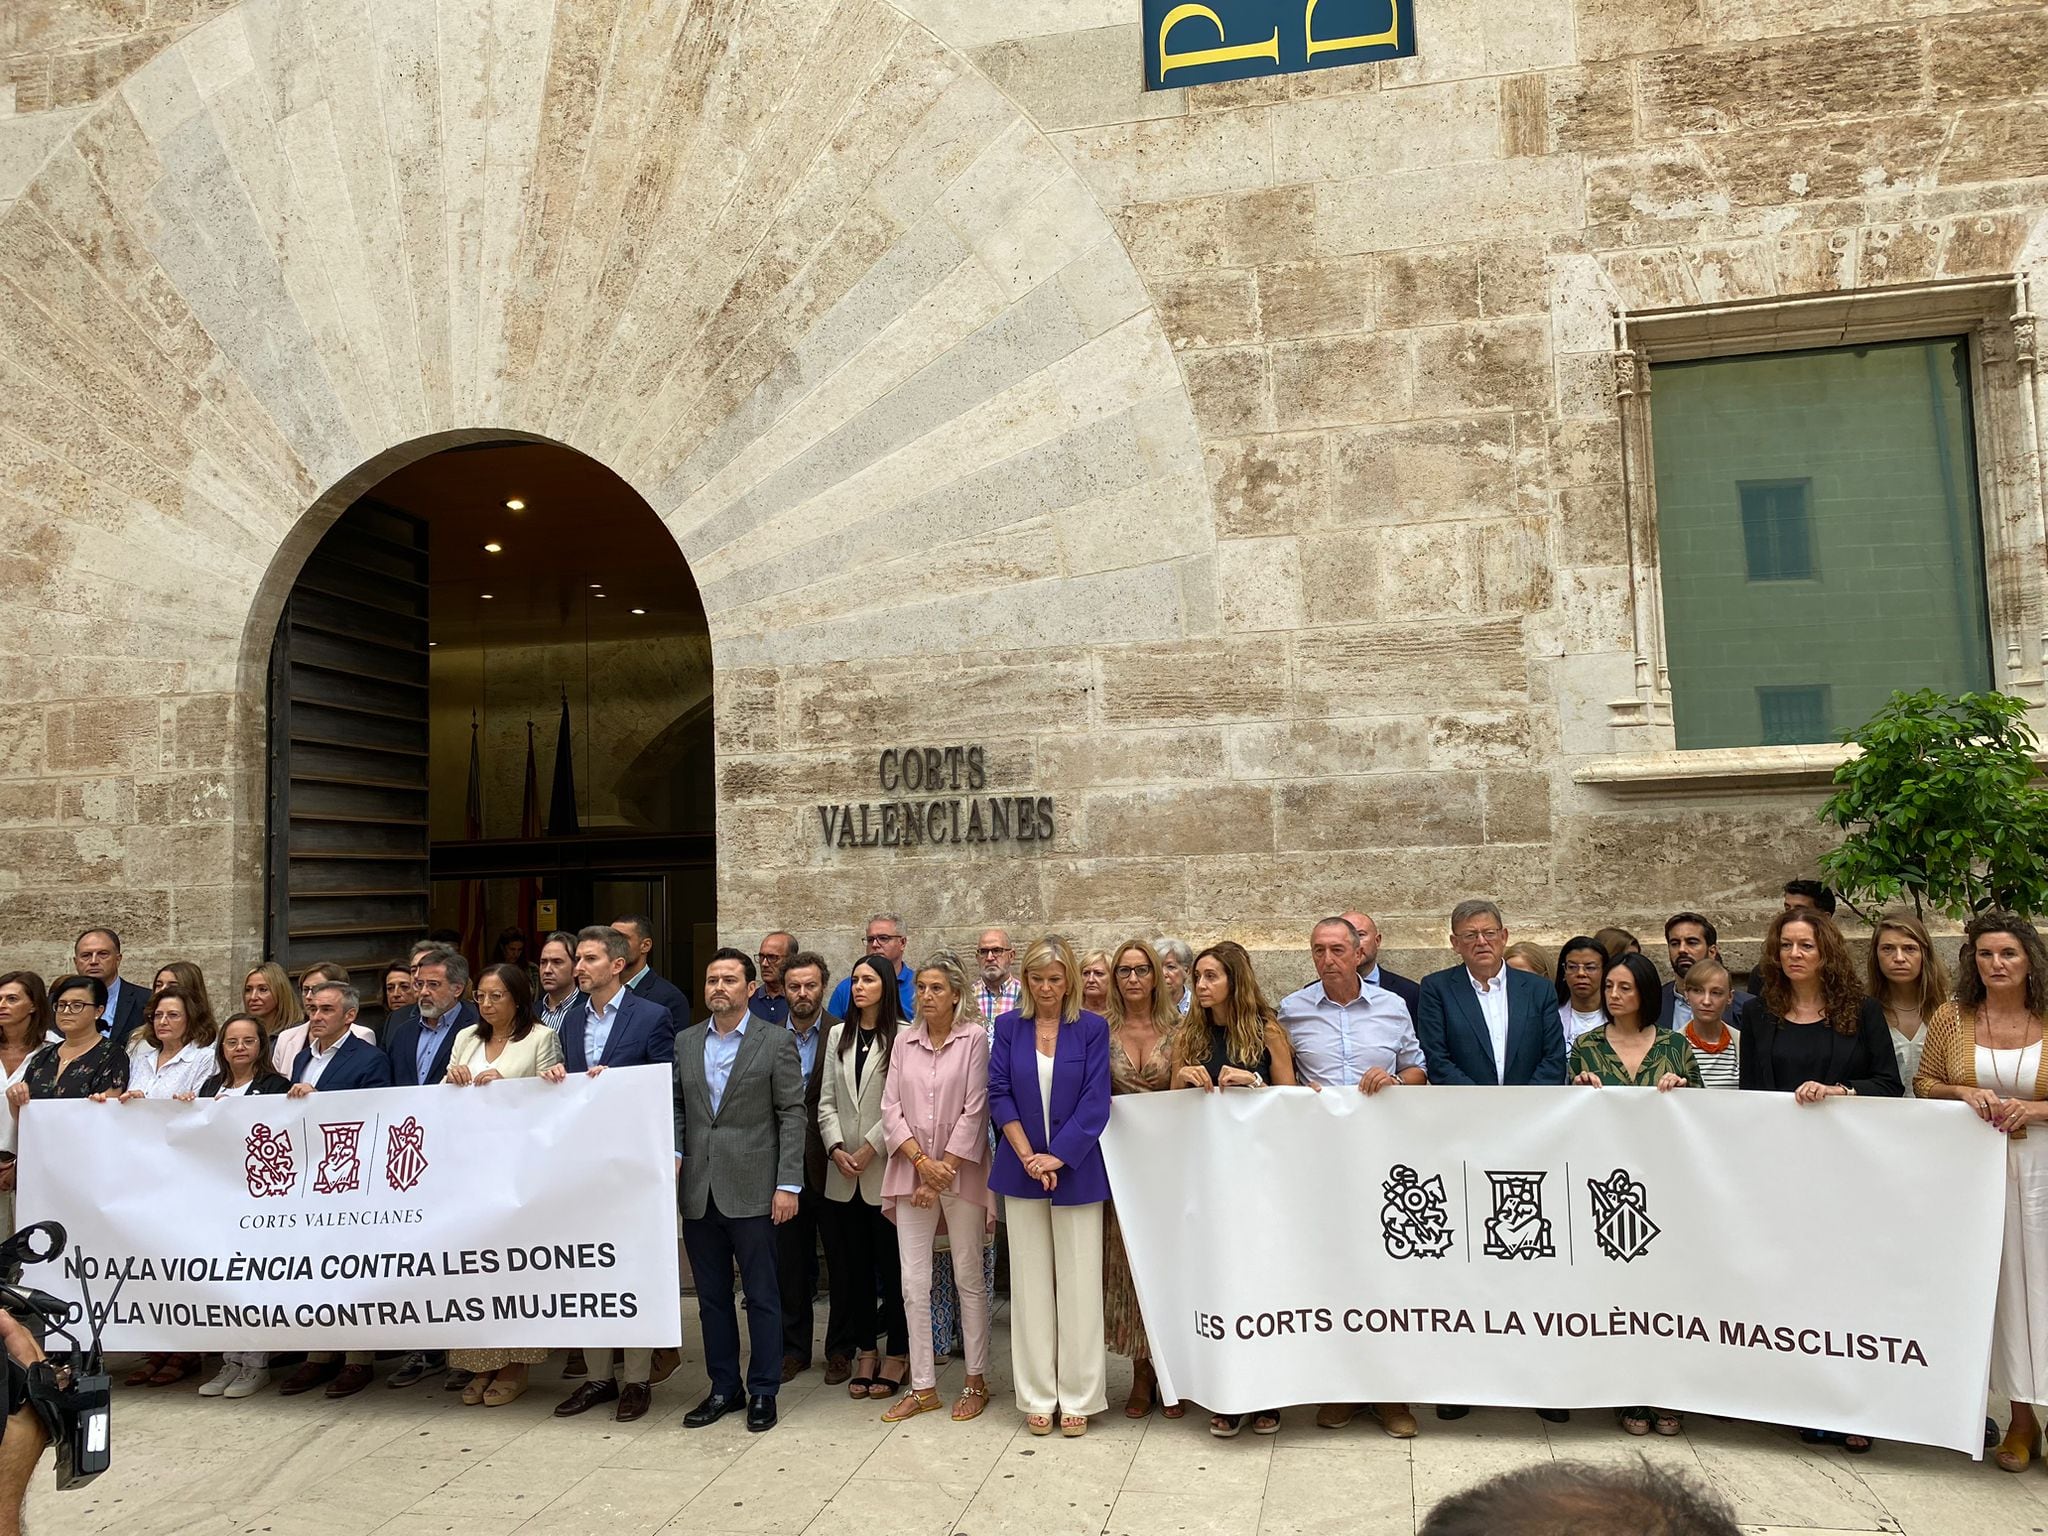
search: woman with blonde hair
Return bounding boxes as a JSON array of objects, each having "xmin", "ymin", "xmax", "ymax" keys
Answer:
[
  {"xmin": 1868, "ymin": 912, "xmax": 1947, "ymax": 1096},
  {"xmin": 989, "ymin": 935, "xmax": 1112, "ymax": 1436},
  {"xmin": 879, "ymin": 952, "xmax": 994, "ymax": 1423},
  {"xmin": 1171, "ymin": 940, "xmax": 1295, "ymax": 1436},
  {"xmin": 1914, "ymin": 911, "xmax": 2048, "ymax": 1471},
  {"xmin": 1078, "ymin": 951, "xmax": 1112, "ymax": 1015},
  {"xmin": 241, "ymin": 961, "xmax": 302, "ymax": 1044},
  {"xmin": 1101, "ymin": 938, "xmax": 1180, "ymax": 1418}
]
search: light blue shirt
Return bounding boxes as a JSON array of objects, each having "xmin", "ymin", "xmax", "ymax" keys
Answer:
[
  {"xmin": 98, "ymin": 976, "xmax": 126, "ymax": 1038},
  {"xmin": 415, "ymin": 1011, "xmax": 451, "ymax": 1082},
  {"xmin": 583, "ymin": 986, "xmax": 623, "ymax": 1066},
  {"xmin": 704, "ymin": 1014, "xmax": 750, "ymax": 1115},
  {"xmin": 788, "ymin": 1017, "xmax": 824, "ymax": 1081},
  {"xmin": 1277, "ymin": 978, "xmax": 1424, "ymax": 1089}
]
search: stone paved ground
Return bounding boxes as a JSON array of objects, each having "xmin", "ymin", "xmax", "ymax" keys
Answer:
[{"xmin": 29, "ymin": 1312, "xmax": 2039, "ymax": 1536}]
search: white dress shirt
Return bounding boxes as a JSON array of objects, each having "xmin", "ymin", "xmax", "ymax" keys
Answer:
[
  {"xmin": 1469, "ymin": 968, "xmax": 1511, "ymax": 1081},
  {"xmin": 127, "ymin": 1039, "xmax": 214, "ymax": 1099},
  {"xmin": 583, "ymin": 987, "xmax": 623, "ymax": 1065},
  {"xmin": 300, "ymin": 1035, "xmax": 349, "ymax": 1088}
]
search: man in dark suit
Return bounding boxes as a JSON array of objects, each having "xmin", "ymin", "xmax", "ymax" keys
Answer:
[
  {"xmin": 774, "ymin": 951, "xmax": 833, "ymax": 1381},
  {"xmin": 550, "ymin": 925, "xmax": 677, "ymax": 1424},
  {"xmin": 1342, "ymin": 909, "xmax": 1420, "ymax": 1022},
  {"xmin": 614, "ymin": 913, "xmax": 692, "ymax": 1034},
  {"xmin": 674, "ymin": 948, "xmax": 805, "ymax": 1434},
  {"xmin": 1415, "ymin": 899, "xmax": 1568, "ymax": 1426},
  {"xmin": 1656, "ymin": 912, "xmax": 1750, "ymax": 1030},
  {"xmin": 74, "ymin": 927, "xmax": 147, "ymax": 1051},
  {"xmin": 278, "ymin": 980, "xmax": 393, "ymax": 1400}
]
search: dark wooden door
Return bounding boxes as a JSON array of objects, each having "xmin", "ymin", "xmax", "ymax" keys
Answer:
[{"xmin": 266, "ymin": 501, "xmax": 431, "ymax": 1000}]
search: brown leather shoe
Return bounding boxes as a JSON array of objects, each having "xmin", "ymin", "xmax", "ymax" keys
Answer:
[
  {"xmin": 278, "ymin": 1360, "xmax": 339, "ymax": 1397},
  {"xmin": 554, "ymin": 1379, "xmax": 620, "ymax": 1418},
  {"xmin": 649, "ymin": 1347, "xmax": 681, "ymax": 1384},
  {"xmin": 561, "ymin": 1349, "xmax": 588, "ymax": 1379},
  {"xmin": 823, "ymin": 1354, "xmax": 852, "ymax": 1386},
  {"xmin": 781, "ymin": 1354, "xmax": 806, "ymax": 1383},
  {"xmin": 1315, "ymin": 1402, "xmax": 1357, "ymax": 1428},
  {"xmin": 616, "ymin": 1382, "xmax": 652, "ymax": 1422},
  {"xmin": 324, "ymin": 1364, "xmax": 373, "ymax": 1398},
  {"xmin": 1371, "ymin": 1403, "xmax": 1418, "ymax": 1439}
]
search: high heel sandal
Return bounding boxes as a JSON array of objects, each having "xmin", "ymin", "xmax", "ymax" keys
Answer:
[
  {"xmin": 1997, "ymin": 1423, "xmax": 2042, "ymax": 1473},
  {"xmin": 126, "ymin": 1355, "xmax": 167, "ymax": 1387},
  {"xmin": 462, "ymin": 1372, "xmax": 494, "ymax": 1406},
  {"xmin": 867, "ymin": 1355, "xmax": 908, "ymax": 1400},
  {"xmin": 847, "ymin": 1350, "xmax": 878, "ymax": 1399},
  {"xmin": 1125, "ymin": 1361, "xmax": 1155, "ymax": 1419}
]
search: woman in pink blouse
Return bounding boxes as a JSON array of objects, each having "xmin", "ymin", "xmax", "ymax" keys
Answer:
[{"xmin": 879, "ymin": 952, "xmax": 992, "ymax": 1423}]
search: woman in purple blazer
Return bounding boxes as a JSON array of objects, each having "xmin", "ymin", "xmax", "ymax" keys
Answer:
[{"xmin": 989, "ymin": 935, "xmax": 1113, "ymax": 1437}]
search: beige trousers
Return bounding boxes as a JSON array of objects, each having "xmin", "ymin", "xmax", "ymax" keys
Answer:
[{"xmin": 1002, "ymin": 1196, "xmax": 1106, "ymax": 1417}]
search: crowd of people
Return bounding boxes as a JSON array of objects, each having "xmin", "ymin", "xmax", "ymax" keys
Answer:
[{"xmin": 3, "ymin": 884, "xmax": 2043, "ymax": 1467}]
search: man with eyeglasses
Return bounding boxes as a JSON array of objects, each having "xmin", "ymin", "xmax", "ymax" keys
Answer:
[
  {"xmin": 1415, "ymin": 898, "xmax": 1569, "ymax": 1426},
  {"xmin": 73, "ymin": 928, "xmax": 145, "ymax": 1051},
  {"xmin": 748, "ymin": 931, "xmax": 799, "ymax": 1026},
  {"xmin": 972, "ymin": 929, "xmax": 1020, "ymax": 1029},
  {"xmin": 826, "ymin": 914, "xmax": 917, "ymax": 1020}
]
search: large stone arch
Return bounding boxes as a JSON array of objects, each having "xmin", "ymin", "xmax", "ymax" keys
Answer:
[{"xmin": 0, "ymin": 0, "xmax": 1213, "ymax": 973}]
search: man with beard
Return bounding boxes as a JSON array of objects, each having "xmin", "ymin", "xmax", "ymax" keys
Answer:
[
  {"xmin": 775, "ymin": 953, "xmax": 833, "ymax": 1381},
  {"xmin": 971, "ymin": 928, "xmax": 1020, "ymax": 1030}
]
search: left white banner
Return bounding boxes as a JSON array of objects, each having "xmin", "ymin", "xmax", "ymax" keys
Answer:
[{"xmin": 15, "ymin": 1067, "xmax": 682, "ymax": 1350}]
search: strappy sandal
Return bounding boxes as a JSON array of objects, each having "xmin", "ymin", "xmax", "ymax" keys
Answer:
[
  {"xmin": 847, "ymin": 1350, "xmax": 878, "ymax": 1399},
  {"xmin": 952, "ymin": 1383, "xmax": 989, "ymax": 1421},
  {"xmin": 1619, "ymin": 1407, "xmax": 1652, "ymax": 1437},
  {"xmin": 1161, "ymin": 1401, "xmax": 1186, "ymax": 1419},
  {"xmin": 150, "ymin": 1354, "xmax": 197, "ymax": 1386},
  {"xmin": 462, "ymin": 1373, "xmax": 492, "ymax": 1405},
  {"xmin": 882, "ymin": 1387, "xmax": 943, "ymax": 1422},
  {"xmin": 482, "ymin": 1374, "xmax": 527, "ymax": 1407},
  {"xmin": 1251, "ymin": 1411, "xmax": 1281, "ymax": 1435},
  {"xmin": 1060, "ymin": 1413, "xmax": 1087, "ymax": 1437},
  {"xmin": 867, "ymin": 1355, "xmax": 908, "ymax": 1400},
  {"xmin": 1210, "ymin": 1413, "xmax": 1243, "ymax": 1438},
  {"xmin": 1125, "ymin": 1362, "xmax": 1154, "ymax": 1419},
  {"xmin": 126, "ymin": 1355, "xmax": 166, "ymax": 1387},
  {"xmin": 1653, "ymin": 1410, "xmax": 1683, "ymax": 1437},
  {"xmin": 1026, "ymin": 1413, "xmax": 1054, "ymax": 1436}
]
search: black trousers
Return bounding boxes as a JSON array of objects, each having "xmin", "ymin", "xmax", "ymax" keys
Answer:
[
  {"xmin": 775, "ymin": 1185, "xmax": 823, "ymax": 1364},
  {"xmin": 820, "ymin": 1191, "xmax": 907, "ymax": 1360},
  {"xmin": 682, "ymin": 1193, "xmax": 784, "ymax": 1399}
]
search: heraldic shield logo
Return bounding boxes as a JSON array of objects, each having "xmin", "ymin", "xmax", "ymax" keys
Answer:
[
  {"xmin": 244, "ymin": 1124, "xmax": 296, "ymax": 1198},
  {"xmin": 1380, "ymin": 1165, "xmax": 1454, "ymax": 1259},
  {"xmin": 1587, "ymin": 1168, "xmax": 1660, "ymax": 1262},
  {"xmin": 385, "ymin": 1117, "xmax": 429, "ymax": 1193}
]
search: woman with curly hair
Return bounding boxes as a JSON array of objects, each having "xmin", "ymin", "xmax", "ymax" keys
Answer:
[
  {"xmin": 1914, "ymin": 911, "xmax": 2048, "ymax": 1472},
  {"xmin": 1736, "ymin": 905, "xmax": 1900, "ymax": 1454}
]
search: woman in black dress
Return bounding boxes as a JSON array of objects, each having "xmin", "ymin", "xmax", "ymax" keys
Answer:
[
  {"xmin": 1170, "ymin": 940, "xmax": 1295, "ymax": 1436},
  {"xmin": 8, "ymin": 975, "xmax": 128, "ymax": 1106},
  {"xmin": 1737, "ymin": 906, "xmax": 1901, "ymax": 1452}
]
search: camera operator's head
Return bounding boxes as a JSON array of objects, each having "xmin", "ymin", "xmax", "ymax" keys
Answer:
[
  {"xmin": 304, "ymin": 983, "xmax": 360, "ymax": 1049},
  {"xmin": 46, "ymin": 978, "xmax": 106, "ymax": 1042}
]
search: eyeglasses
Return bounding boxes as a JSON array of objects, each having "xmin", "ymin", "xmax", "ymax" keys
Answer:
[
  {"xmin": 864, "ymin": 933, "xmax": 903, "ymax": 947},
  {"xmin": 54, "ymin": 1000, "xmax": 96, "ymax": 1014},
  {"xmin": 1456, "ymin": 929, "xmax": 1505, "ymax": 945},
  {"xmin": 1114, "ymin": 965, "xmax": 1153, "ymax": 979},
  {"xmin": 976, "ymin": 947, "xmax": 1010, "ymax": 958}
]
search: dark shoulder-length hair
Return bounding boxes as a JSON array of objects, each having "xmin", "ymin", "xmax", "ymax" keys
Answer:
[
  {"xmin": 0, "ymin": 971, "xmax": 51, "ymax": 1051},
  {"xmin": 1600, "ymin": 953, "xmax": 1664, "ymax": 1028},
  {"xmin": 210, "ymin": 1012, "xmax": 273, "ymax": 1085},
  {"xmin": 1552, "ymin": 936, "xmax": 1605, "ymax": 1007},
  {"xmin": 1957, "ymin": 910, "xmax": 2048, "ymax": 1016},
  {"xmin": 474, "ymin": 964, "xmax": 536, "ymax": 1045},
  {"xmin": 1756, "ymin": 908, "xmax": 1863, "ymax": 1036},
  {"xmin": 839, "ymin": 954, "xmax": 902, "ymax": 1066}
]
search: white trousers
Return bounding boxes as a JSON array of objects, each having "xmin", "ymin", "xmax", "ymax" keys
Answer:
[{"xmin": 1002, "ymin": 1196, "xmax": 1106, "ymax": 1417}]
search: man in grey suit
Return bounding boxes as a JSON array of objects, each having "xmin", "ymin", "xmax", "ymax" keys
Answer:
[{"xmin": 674, "ymin": 947, "xmax": 805, "ymax": 1433}]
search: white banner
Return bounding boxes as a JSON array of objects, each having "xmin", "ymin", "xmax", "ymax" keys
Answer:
[
  {"xmin": 1101, "ymin": 1086, "xmax": 2003, "ymax": 1455},
  {"xmin": 16, "ymin": 1067, "xmax": 682, "ymax": 1351}
]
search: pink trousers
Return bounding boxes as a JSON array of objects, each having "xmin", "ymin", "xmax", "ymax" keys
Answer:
[{"xmin": 896, "ymin": 1193, "xmax": 990, "ymax": 1390}]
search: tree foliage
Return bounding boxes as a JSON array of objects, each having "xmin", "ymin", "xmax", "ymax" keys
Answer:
[{"xmin": 1818, "ymin": 690, "xmax": 2048, "ymax": 921}]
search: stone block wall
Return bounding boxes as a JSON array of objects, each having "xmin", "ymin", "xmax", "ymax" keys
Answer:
[{"xmin": 0, "ymin": 0, "xmax": 2041, "ymax": 998}]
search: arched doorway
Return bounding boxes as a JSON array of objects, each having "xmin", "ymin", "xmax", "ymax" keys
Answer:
[{"xmin": 263, "ymin": 440, "xmax": 713, "ymax": 1020}]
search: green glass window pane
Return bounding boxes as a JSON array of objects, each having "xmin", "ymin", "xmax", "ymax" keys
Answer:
[{"xmin": 1650, "ymin": 337, "xmax": 1993, "ymax": 750}]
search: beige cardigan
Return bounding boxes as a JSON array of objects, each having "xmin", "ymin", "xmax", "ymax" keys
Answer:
[{"xmin": 1913, "ymin": 1001, "xmax": 2048, "ymax": 1101}]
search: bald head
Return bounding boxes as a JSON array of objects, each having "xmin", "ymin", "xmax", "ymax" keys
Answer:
[{"xmin": 1341, "ymin": 911, "xmax": 1383, "ymax": 972}]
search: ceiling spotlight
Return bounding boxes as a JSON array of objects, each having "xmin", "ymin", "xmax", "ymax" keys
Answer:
[
  {"xmin": 592, "ymin": 591, "xmax": 607, "ymax": 598},
  {"xmin": 480, "ymin": 593, "xmax": 494, "ymax": 600},
  {"xmin": 504, "ymin": 498, "xmax": 525, "ymax": 511},
  {"xmin": 630, "ymin": 608, "xmax": 646, "ymax": 616},
  {"xmin": 483, "ymin": 541, "xmax": 503, "ymax": 553},
  {"xmin": 589, "ymin": 583, "xmax": 601, "ymax": 589},
  {"xmin": 428, "ymin": 641, "xmax": 437, "ymax": 647}
]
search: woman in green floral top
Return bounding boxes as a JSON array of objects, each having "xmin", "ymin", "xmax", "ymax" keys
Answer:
[{"xmin": 1570, "ymin": 951, "xmax": 1699, "ymax": 1440}]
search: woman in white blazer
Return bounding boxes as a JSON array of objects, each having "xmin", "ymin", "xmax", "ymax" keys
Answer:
[{"xmin": 818, "ymin": 956, "xmax": 910, "ymax": 1399}]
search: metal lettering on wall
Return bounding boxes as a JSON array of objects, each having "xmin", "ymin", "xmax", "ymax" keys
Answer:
[
  {"xmin": 817, "ymin": 746, "xmax": 1055, "ymax": 849},
  {"xmin": 1143, "ymin": 0, "xmax": 1417, "ymax": 91}
]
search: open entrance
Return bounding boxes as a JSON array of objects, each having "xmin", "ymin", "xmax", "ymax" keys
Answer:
[{"xmin": 264, "ymin": 441, "xmax": 713, "ymax": 1023}]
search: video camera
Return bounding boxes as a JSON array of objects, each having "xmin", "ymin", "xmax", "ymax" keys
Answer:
[{"xmin": 0, "ymin": 1222, "xmax": 111, "ymax": 1487}]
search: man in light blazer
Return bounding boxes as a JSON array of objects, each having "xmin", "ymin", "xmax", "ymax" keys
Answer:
[
  {"xmin": 673, "ymin": 947, "xmax": 805, "ymax": 1434},
  {"xmin": 1414, "ymin": 898, "xmax": 1569, "ymax": 1426}
]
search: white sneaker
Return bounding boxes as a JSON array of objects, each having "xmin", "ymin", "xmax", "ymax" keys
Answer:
[
  {"xmin": 197, "ymin": 1363, "xmax": 238, "ymax": 1398},
  {"xmin": 223, "ymin": 1367, "xmax": 269, "ymax": 1399}
]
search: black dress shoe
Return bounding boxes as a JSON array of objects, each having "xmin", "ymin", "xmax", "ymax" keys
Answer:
[
  {"xmin": 616, "ymin": 1382, "xmax": 651, "ymax": 1422},
  {"xmin": 1435, "ymin": 1404, "xmax": 1470, "ymax": 1420},
  {"xmin": 746, "ymin": 1394, "xmax": 777, "ymax": 1432},
  {"xmin": 554, "ymin": 1379, "xmax": 620, "ymax": 1418},
  {"xmin": 1535, "ymin": 1408, "xmax": 1571, "ymax": 1424},
  {"xmin": 685, "ymin": 1390, "xmax": 741, "ymax": 1428}
]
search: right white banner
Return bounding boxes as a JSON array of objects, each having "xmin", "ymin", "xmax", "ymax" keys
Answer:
[{"xmin": 1100, "ymin": 1086, "xmax": 2003, "ymax": 1454}]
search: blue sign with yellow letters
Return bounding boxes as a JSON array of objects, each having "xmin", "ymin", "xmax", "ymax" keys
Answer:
[{"xmin": 1142, "ymin": 0, "xmax": 1417, "ymax": 90}]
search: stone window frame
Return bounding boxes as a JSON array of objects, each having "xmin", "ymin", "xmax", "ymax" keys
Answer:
[{"xmin": 1578, "ymin": 276, "xmax": 2047, "ymax": 793}]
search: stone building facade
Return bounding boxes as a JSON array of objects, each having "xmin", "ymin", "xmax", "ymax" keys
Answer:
[{"xmin": 3, "ymin": 0, "xmax": 2045, "ymax": 986}]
